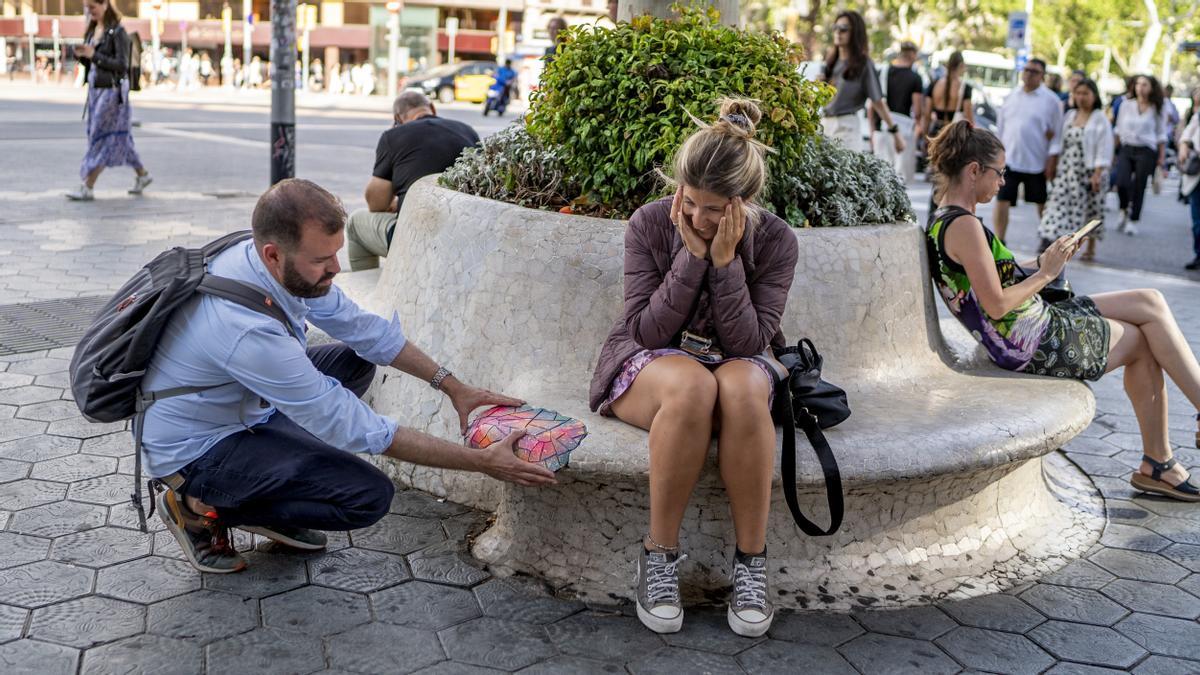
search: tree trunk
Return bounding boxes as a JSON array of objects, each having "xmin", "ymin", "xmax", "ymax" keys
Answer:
[{"xmin": 617, "ymin": 0, "xmax": 741, "ymax": 27}]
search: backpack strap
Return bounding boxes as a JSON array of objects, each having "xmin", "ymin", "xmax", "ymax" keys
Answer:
[
  {"xmin": 201, "ymin": 230, "xmax": 254, "ymax": 258},
  {"xmin": 197, "ymin": 275, "xmax": 298, "ymax": 339}
]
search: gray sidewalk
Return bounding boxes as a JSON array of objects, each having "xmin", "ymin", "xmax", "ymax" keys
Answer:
[{"xmin": 1, "ymin": 194, "xmax": 1200, "ymax": 673}]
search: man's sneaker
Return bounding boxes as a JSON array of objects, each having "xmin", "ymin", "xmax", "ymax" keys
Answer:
[
  {"xmin": 1185, "ymin": 258, "xmax": 1200, "ymax": 271},
  {"xmin": 1116, "ymin": 210, "xmax": 1129, "ymax": 233},
  {"xmin": 636, "ymin": 547, "xmax": 687, "ymax": 633},
  {"xmin": 157, "ymin": 489, "xmax": 246, "ymax": 574},
  {"xmin": 65, "ymin": 184, "xmax": 94, "ymax": 201},
  {"xmin": 129, "ymin": 173, "xmax": 153, "ymax": 194},
  {"xmin": 728, "ymin": 550, "xmax": 774, "ymax": 637},
  {"xmin": 1125, "ymin": 222, "xmax": 1139, "ymax": 236},
  {"xmin": 239, "ymin": 524, "xmax": 327, "ymax": 551}
]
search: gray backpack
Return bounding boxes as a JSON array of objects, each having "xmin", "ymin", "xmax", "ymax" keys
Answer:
[{"xmin": 69, "ymin": 231, "xmax": 296, "ymax": 530}]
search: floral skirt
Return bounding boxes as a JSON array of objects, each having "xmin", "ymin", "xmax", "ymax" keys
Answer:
[
  {"xmin": 1021, "ymin": 296, "xmax": 1110, "ymax": 381},
  {"xmin": 81, "ymin": 72, "xmax": 143, "ymax": 181},
  {"xmin": 599, "ymin": 348, "xmax": 778, "ymax": 416}
]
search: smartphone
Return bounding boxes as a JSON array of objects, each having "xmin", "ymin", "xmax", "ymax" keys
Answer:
[{"xmin": 1067, "ymin": 219, "xmax": 1101, "ymax": 246}]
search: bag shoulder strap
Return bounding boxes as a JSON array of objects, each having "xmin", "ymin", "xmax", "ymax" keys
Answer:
[
  {"xmin": 197, "ymin": 275, "xmax": 298, "ymax": 339},
  {"xmin": 773, "ymin": 384, "xmax": 843, "ymax": 537},
  {"xmin": 929, "ymin": 205, "xmax": 976, "ymax": 275}
]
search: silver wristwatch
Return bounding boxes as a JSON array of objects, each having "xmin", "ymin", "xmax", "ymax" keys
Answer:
[{"xmin": 430, "ymin": 366, "xmax": 452, "ymax": 391}]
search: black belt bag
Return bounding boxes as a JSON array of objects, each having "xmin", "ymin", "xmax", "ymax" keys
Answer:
[{"xmin": 767, "ymin": 338, "xmax": 849, "ymax": 536}]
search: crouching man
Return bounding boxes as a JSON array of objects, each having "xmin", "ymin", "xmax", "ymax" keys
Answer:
[{"xmin": 142, "ymin": 178, "xmax": 554, "ymax": 573}]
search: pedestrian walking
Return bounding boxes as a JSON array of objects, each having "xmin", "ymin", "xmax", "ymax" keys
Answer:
[
  {"xmin": 1176, "ymin": 109, "xmax": 1200, "ymax": 270},
  {"xmin": 993, "ymin": 58, "xmax": 1062, "ymax": 242},
  {"xmin": 1063, "ymin": 69, "xmax": 1085, "ymax": 110},
  {"xmin": 820, "ymin": 10, "xmax": 905, "ymax": 155},
  {"xmin": 66, "ymin": 0, "xmax": 151, "ymax": 201},
  {"xmin": 922, "ymin": 50, "xmax": 975, "ymax": 213},
  {"xmin": 1038, "ymin": 78, "xmax": 1113, "ymax": 261},
  {"xmin": 1114, "ymin": 75, "xmax": 1168, "ymax": 236},
  {"xmin": 868, "ymin": 41, "xmax": 924, "ymax": 184}
]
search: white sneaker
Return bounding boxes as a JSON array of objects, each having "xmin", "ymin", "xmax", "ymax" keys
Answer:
[
  {"xmin": 65, "ymin": 184, "xmax": 94, "ymax": 201},
  {"xmin": 636, "ymin": 547, "xmax": 686, "ymax": 634},
  {"xmin": 129, "ymin": 173, "xmax": 153, "ymax": 194},
  {"xmin": 1116, "ymin": 210, "xmax": 1128, "ymax": 234},
  {"xmin": 728, "ymin": 550, "xmax": 774, "ymax": 637},
  {"xmin": 1125, "ymin": 222, "xmax": 1139, "ymax": 236}
]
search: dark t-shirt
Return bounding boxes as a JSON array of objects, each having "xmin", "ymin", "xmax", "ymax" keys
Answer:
[
  {"xmin": 871, "ymin": 65, "xmax": 923, "ymax": 130},
  {"xmin": 371, "ymin": 116, "xmax": 480, "ymax": 209}
]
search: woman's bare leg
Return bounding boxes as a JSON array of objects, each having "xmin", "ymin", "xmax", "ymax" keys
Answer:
[
  {"xmin": 713, "ymin": 360, "xmax": 775, "ymax": 554},
  {"xmin": 1092, "ymin": 289, "xmax": 1200, "ymax": 409},
  {"xmin": 85, "ymin": 166, "xmax": 103, "ymax": 188},
  {"xmin": 1104, "ymin": 317, "xmax": 1187, "ymax": 485},
  {"xmin": 611, "ymin": 356, "xmax": 718, "ymax": 550}
]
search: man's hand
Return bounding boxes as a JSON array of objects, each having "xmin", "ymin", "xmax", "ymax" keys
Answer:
[
  {"xmin": 446, "ymin": 380, "xmax": 524, "ymax": 434},
  {"xmin": 477, "ymin": 431, "xmax": 557, "ymax": 487},
  {"xmin": 893, "ymin": 132, "xmax": 906, "ymax": 153},
  {"xmin": 388, "ymin": 196, "xmax": 399, "ymax": 213},
  {"xmin": 1045, "ymin": 156, "xmax": 1059, "ymax": 183}
]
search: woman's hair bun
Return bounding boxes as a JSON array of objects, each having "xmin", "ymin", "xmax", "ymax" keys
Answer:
[{"xmin": 715, "ymin": 98, "xmax": 761, "ymax": 138}]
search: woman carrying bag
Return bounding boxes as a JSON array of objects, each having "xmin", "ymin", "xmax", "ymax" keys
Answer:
[{"xmin": 67, "ymin": 0, "xmax": 152, "ymax": 201}]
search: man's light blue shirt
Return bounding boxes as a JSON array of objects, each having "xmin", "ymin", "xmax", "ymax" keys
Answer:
[{"xmin": 138, "ymin": 239, "xmax": 406, "ymax": 478}]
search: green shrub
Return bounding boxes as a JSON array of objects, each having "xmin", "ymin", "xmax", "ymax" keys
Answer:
[
  {"xmin": 778, "ymin": 135, "xmax": 913, "ymax": 228},
  {"xmin": 438, "ymin": 123, "xmax": 580, "ymax": 211},
  {"xmin": 527, "ymin": 4, "xmax": 830, "ymax": 219}
]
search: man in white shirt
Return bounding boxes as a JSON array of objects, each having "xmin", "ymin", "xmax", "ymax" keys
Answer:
[{"xmin": 994, "ymin": 59, "xmax": 1064, "ymax": 242}]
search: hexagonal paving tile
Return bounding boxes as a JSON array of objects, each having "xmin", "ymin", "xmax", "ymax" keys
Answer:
[
  {"xmin": 473, "ymin": 578, "xmax": 584, "ymax": 626},
  {"xmin": 96, "ymin": 556, "xmax": 202, "ymax": 604},
  {"xmin": 0, "ymin": 458, "xmax": 29, "ymax": 484},
  {"xmin": 79, "ymin": 433, "xmax": 133, "ymax": 458},
  {"xmin": 1159, "ymin": 544, "xmax": 1200, "ymax": 573},
  {"xmin": 1100, "ymin": 579, "xmax": 1200, "ymax": 619},
  {"xmin": 0, "ymin": 386, "xmax": 65, "ymax": 407},
  {"xmin": 1115, "ymin": 613, "xmax": 1200, "ymax": 660},
  {"xmin": 44, "ymin": 418, "xmax": 124, "ymax": 440},
  {"xmin": 406, "ymin": 540, "xmax": 490, "ymax": 587},
  {"xmin": 1100, "ymin": 523, "xmax": 1173, "ymax": 553},
  {"xmin": 206, "ymin": 628, "xmax": 326, "ymax": 675},
  {"xmin": 0, "ymin": 560, "xmax": 93, "ymax": 608},
  {"xmin": 16, "ymin": 400, "xmax": 87, "ymax": 423},
  {"xmin": 1021, "ymin": 584, "xmax": 1129, "ymax": 625},
  {"xmin": 389, "ymin": 490, "xmax": 471, "ymax": 519},
  {"xmin": 1027, "ymin": 621, "xmax": 1147, "ymax": 670},
  {"xmin": 29, "ymin": 454, "xmax": 116, "ymax": 483},
  {"xmin": 148, "ymin": 590, "xmax": 259, "ymax": 644},
  {"xmin": 1136, "ymin": 495, "xmax": 1200, "ymax": 522},
  {"xmin": 50, "ymin": 526, "xmax": 152, "ymax": 568},
  {"xmin": 940, "ymin": 593, "xmax": 1046, "ymax": 633},
  {"xmin": 1132, "ymin": 655, "xmax": 1200, "ymax": 674},
  {"xmin": 1090, "ymin": 548, "xmax": 1190, "ymax": 584},
  {"xmin": 6, "ymin": 500, "xmax": 107, "ymax": 538},
  {"xmin": 838, "ymin": 633, "xmax": 959, "ymax": 675},
  {"xmin": 202, "ymin": 551, "xmax": 308, "ymax": 598},
  {"xmin": 0, "ymin": 479, "xmax": 65, "ymax": 511},
  {"xmin": 6, "ymin": 359, "xmax": 70, "ymax": 377},
  {"xmin": 852, "ymin": 606, "xmax": 957, "ymax": 640},
  {"xmin": 0, "ymin": 604, "xmax": 26, "ymax": 643},
  {"xmin": 440, "ymin": 617, "xmax": 557, "ymax": 671},
  {"xmin": 0, "ymin": 435, "xmax": 80, "ymax": 462},
  {"xmin": 418, "ymin": 662, "xmax": 508, "ymax": 675},
  {"xmin": 0, "ymin": 532, "xmax": 51, "ymax": 570},
  {"xmin": 67, "ymin": 474, "xmax": 134, "ymax": 506},
  {"xmin": 80, "ymin": 634, "xmax": 202, "ymax": 675},
  {"xmin": 0, "ymin": 638, "xmax": 80, "ymax": 675},
  {"xmin": 442, "ymin": 512, "xmax": 489, "ymax": 542},
  {"xmin": 1145, "ymin": 517, "xmax": 1200, "ymax": 546},
  {"xmin": 627, "ymin": 646, "xmax": 744, "ymax": 674},
  {"xmin": 28, "ymin": 596, "xmax": 145, "ymax": 648},
  {"xmin": 767, "ymin": 610, "xmax": 864, "ymax": 647},
  {"xmin": 0, "ymin": 418, "xmax": 48, "ymax": 445},
  {"xmin": 737, "ymin": 639, "xmax": 858, "ymax": 674},
  {"xmin": 0, "ymin": 373, "xmax": 36, "ymax": 391},
  {"xmin": 372, "ymin": 580, "xmax": 481, "ymax": 631},
  {"xmin": 935, "ymin": 626, "xmax": 1055, "ymax": 675},
  {"xmin": 349, "ymin": 514, "xmax": 446, "ymax": 555},
  {"xmin": 546, "ymin": 612, "xmax": 664, "ymax": 663},
  {"xmin": 325, "ymin": 621, "xmax": 445, "ymax": 673},
  {"xmin": 654, "ymin": 609, "xmax": 763, "ymax": 656},
  {"xmin": 1179, "ymin": 574, "xmax": 1200, "ymax": 599},
  {"xmin": 107, "ymin": 502, "xmax": 166, "ymax": 532},
  {"xmin": 307, "ymin": 547, "xmax": 410, "ymax": 593},
  {"xmin": 261, "ymin": 585, "xmax": 371, "ymax": 636}
]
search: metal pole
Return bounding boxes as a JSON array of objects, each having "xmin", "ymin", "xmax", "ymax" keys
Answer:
[
  {"xmin": 387, "ymin": 7, "xmax": 399, "ymax": 98},
  {"xmin": 150, "ymin": 3, "xmax": 160, "ymax": 82},
  {"xmin": 51, "ymin": 18, "xmax": 58, "ymax": 79},
  {"xmin": 27, "ymin": 33, "xmax": 34, "ymax": 83},
  {"xmin": 222, "ymin": 4, "xmax": 232, "ymax": 86},
  {"xmin": 242, "ymin": 0, "xmax": 252, "ymax": 87},
  {"xmin": 270, "ymin": 0, "xmax": 296, "ymax": 184},
  {"xmin": 496, "ymin": 6, "xmax": 507, "ymax": 63}
]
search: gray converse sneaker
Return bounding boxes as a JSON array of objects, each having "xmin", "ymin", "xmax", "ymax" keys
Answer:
[
  {"xmin": 239, "ymin": 524, "xmax": 327, "ymax": 550},
  {"xmin": 129, "ymin": 172, "xmax": 153, "ymax": 194},
  {"xmin": 728, "ymin": 550, "xmax": 774, "ymax": 637},
  {"xmin": 636, "ymin": 547, "xmax": 687, "ymax": 633},
  {"xmin": 65, "ymin": 184, "xmax": 94, "ymax": 201}
]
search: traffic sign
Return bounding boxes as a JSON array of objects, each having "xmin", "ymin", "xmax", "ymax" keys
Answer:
[{"xmin": 1007, "ymin": 12, "xmax": 1028, "ymax": 50}]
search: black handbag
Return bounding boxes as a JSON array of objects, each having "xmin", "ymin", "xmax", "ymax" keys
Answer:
[
  {"xmin": 1014, "ymin": 263, "xmax": 1074, "ymax": 304},
  {"xmin": 768, "ymin": 338, "xmax": 848, "ymax": 536},
  {"xmin": 1184, "ymin": 153, "xmax": 1200, "ymax": 177}
]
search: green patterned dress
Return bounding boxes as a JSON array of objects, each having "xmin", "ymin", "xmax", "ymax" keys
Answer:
[{"xmin": 927, "ymin": 206, "xmax": 1110, "ymax": 381}]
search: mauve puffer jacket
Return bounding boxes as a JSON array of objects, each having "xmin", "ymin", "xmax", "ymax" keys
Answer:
[{"xmin": 588, "ymin": 197, "xmax": 800, "ymax": 411}]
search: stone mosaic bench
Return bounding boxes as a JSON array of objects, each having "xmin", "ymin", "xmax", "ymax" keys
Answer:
[{"xmin": 350, "ymin": 177, "xmax": 1104, "ymax": 609}]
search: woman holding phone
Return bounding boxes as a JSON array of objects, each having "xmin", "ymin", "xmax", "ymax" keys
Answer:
[
  {"xmin": 589, "ymin": 98, "xmax": 798, "ymax": 637},
  {"xmin": 926, "ymin": 120, "xmax": 1200, "ymax": 503},
  {"xmin": 1038, "ymin": 78, "xmax": 1113, "ymax": 261},
  {"xmin": 67, "ymin": 0, "xmax": 152, "ymax": 201}
]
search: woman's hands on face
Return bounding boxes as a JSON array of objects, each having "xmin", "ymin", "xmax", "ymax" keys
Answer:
[
  {"xmin": 1039, "ymin": 234, "xmax": 1079, "ymax": 278},
  {"xmin": 710, "ymin": 196, "xmax": 746, "ymax": 269},
  {"xmin": 671, "ymin": 186, "xmax": 709, "ymax": 260}
]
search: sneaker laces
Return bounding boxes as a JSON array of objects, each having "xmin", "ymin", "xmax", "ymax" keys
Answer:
[
  {"xmin": 732, "ymin": 560, "xmax": 768, "ymax": 610},
  {"xmin": 645, "ymin": 553, "xmax": 687, "ymax": 605}
]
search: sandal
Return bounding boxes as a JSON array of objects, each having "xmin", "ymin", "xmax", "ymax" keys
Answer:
[{"xmin": 1130, "ymin": 455, "xmax": 1200, "ymax": 502}]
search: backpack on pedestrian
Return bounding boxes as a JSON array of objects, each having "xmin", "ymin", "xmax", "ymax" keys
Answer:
[{"xmin": 68, "ymin": 231, "xmax": 296, "ymax": 531}]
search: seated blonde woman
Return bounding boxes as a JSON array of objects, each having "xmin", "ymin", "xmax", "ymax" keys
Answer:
[
  {"xmin": 588, "ymin": 98, "xmax": 799, "ymax": 637},
  {"xmin": 925, "ymin": 120, "xmax": 1200, "ymax": 506}
]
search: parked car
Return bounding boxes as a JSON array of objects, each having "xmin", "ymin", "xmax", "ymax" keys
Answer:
[{"xmin": 402, "ymin": 61, "xmax": 498, "ymax": 104}]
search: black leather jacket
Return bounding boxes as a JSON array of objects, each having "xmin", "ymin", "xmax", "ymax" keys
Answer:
[{"xmin": 80, "ymin": 23, "xmax": 129, "ymax": 89}]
